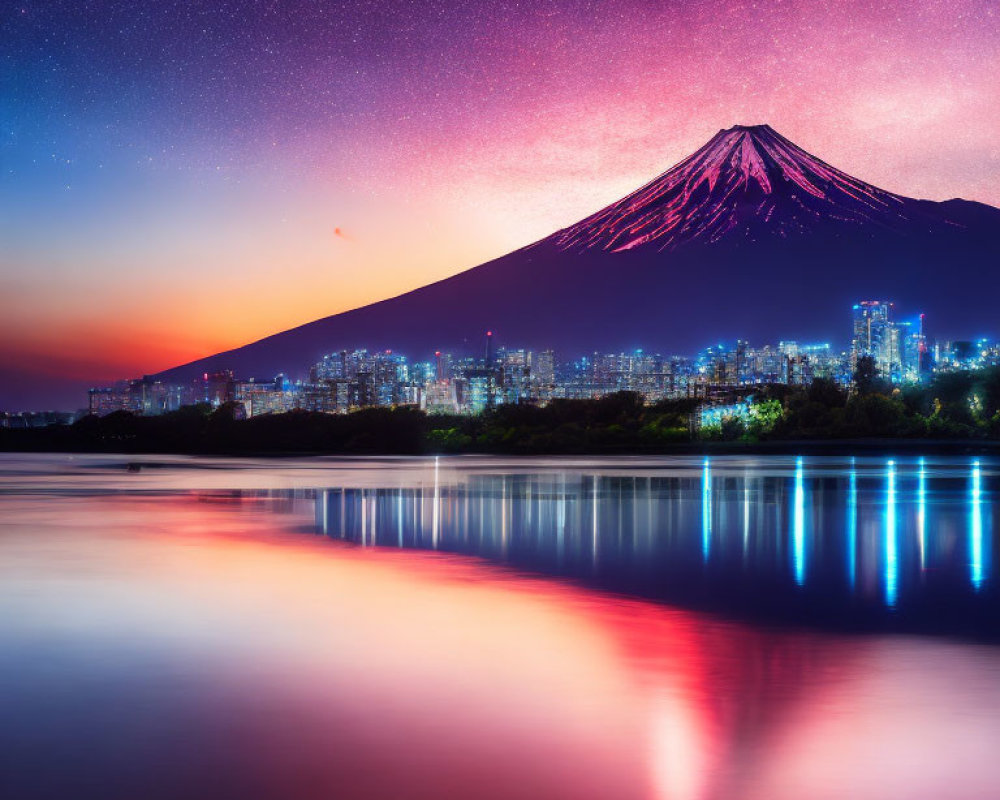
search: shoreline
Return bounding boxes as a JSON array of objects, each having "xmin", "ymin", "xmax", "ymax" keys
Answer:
[{"xmin": 3, "ymin": 438, "xmax": 1000, "ymax": 458}]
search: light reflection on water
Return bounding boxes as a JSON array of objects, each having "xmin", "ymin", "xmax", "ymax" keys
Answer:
[
  {"xmin": 886, "ymin": 460, "xmax": 898, "ymax": 608},
  {"xmin": 308, "ymin": 456, "xmax": 996, "ymax": 634},
  {"xmin": 1, "ymin": 453, "xmax": 1000, "ymax": 800},
  {"xmin": 793, "ymin": 457, "xmax": 805, "ymax": 586},
  {"xmin": 702, "ymin": 458, "xmax": 711, "ymax": 562},
  {"xmin": 847, "ymin": 458, "xmax": 857, "ymax": 589},
  {"xmin": 972, "ymin": 460, "xmax": 984, "ymax": 591}
]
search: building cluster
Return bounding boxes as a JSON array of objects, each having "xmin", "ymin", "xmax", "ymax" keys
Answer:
[
  {"xmin": 850, "ymin": 301, "xmax": 928, "ymax": 383},
  {"xmin": 849, "ymin": 300, "xmax": 1000, "ymax": 383},
  {"xmin": 0, "ymin": 411, "xmax": 76, "ymax": 429},
  {"xmin": 81, "ymin": 301, "xmax": 1000, "ymax": 419}
]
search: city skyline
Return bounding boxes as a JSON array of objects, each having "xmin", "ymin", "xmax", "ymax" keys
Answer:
[
  {"xmin": 6, "ymin": 288, "xmax": 998, "ymax": 416},
  {"xmin": 69, "ymin": 299, "xmax": 998, "ymax": 421}
]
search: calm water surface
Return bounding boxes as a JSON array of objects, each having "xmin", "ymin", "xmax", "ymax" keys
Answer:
[{"xmin": 1, "ymin": 453, "xmax": 999, "ymax": 799}]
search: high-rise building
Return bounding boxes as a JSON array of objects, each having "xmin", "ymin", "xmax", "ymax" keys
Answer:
[
  {"xmin": 434, "ymin": 351, "xmax": 452, "ymax": 382},
  {"xmin": 196, "ymin": 370, "xmax": 234, "ymax": 406},
  {"xmin": 851, "ymin": 301, "xmax": 901, "ymax": 381},
  {"xmin": 533, "ymin": 350, "xmax": 556, "ymax": 400},
  {"xmin": 496, "ymin": 348, "xmax": 531, "ymax": 404},
  {"xmin": 896, "ymin": 317, "xmax": 930, "ymax": 383}
]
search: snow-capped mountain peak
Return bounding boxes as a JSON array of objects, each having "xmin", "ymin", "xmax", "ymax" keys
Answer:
[{"xmin": 554, "ymin": 124, "xmax": 911, "ymax": 252}]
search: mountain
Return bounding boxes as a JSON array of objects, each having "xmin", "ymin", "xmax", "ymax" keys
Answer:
[{"xmin": 156, "ymin": 124, "xmax": 1000, "ymax": 382}]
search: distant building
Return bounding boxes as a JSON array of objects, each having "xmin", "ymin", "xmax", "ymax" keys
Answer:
[
  {"xmin": 851, "ymin": 301, "xmax": 902, "ymax": 382},
  {"xmin": 434, "ymin": 351, "xmax": 452, "ymax": 382},
  {"xmin": 533, "ymin": 350, "xmax": 556, "ymax": 401},
  {"xmin": 496, "ymin": 348, "xmax": 532, "ymax": 405}
]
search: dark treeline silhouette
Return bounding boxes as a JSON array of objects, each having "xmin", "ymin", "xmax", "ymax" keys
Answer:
[
  {"xmin": 0, "ymin": 404, "xmax": 426, "ymax": 455},
  {"xmin": 3, "ymin": 365, "xmax": 1000, "ymax": 455},
  {"xmin": 427, "ymin": 393, "xmax": 700, "ymax": 453},
  {"xmin": 767, "ymin": 360, "xmax": 1000, "ymax": 442}
]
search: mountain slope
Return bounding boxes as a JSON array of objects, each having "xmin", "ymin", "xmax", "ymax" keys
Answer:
[{"xmin": 155, "ymin": 125, "xmax": 1000, "ymax": 383}]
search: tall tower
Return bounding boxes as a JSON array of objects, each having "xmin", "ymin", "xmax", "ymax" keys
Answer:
[
  {"xmin": 434, "ymin": 351, "xmax": 452, "ymax": 382},
  {"xmin": 534, "ymin": 350, "xmax": 556, "ymax": 401},
  {"xmin": 484, "ymin": 331, "xmax": 496, "ymax": 409},
  {"xmin": 851, "ymin": 301, "xmax": 898, "ymax": 380}
]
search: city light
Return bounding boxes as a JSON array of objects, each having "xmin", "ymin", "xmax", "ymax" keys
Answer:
[
  {"xmin": 702, "ymin": 459, "xmax": 712, "ymax": 562},
  {"xmin": 793, "ymin": 457, "xmax": 805, "ymax": 586},
  {"xmin": 918, "ymin": 458, "xmax": 927, "ymax": 573},
  {"xmin": 743, "ymin": 477, "xmax": 751, "ymax": 556},
  {"xmin": 971, "ymin": 460, "xmax": 983, "ymax": 591},
  {"xmin": 886, "ymin": 460, "xmax": 898, "ymax": 608},
  {"xmin": 847, "ymin": 459, "xmax": 857, "ymax": 590}
]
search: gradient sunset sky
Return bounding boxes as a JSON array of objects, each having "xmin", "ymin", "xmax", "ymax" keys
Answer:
[{"xmin": 2, "ymin": 0, "xmax": 999, "ymax": 408}]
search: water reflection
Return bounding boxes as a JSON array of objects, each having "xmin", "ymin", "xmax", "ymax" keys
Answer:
[
  {"xmin": 702, "ymin": 459, "xmax": 711, "ymax": 562},
  {"xmin": 310, "ymin": 457, "xmax": 998, "ymax": 636},
  {"xmin": 972, "ymin": 460, "xmax": 984, "ymax": 591},
  {"xmin": 793, "ymin": 457, "xmax": 805, "ymax": 586},
  {"xmin": 917, "ymin": 458, "xmax": 926, "ymax": 573},
  {"xmin": 3, "ymin": 454, "xmax": 1000, "ymax": 799},
  {"xmin": 847, "ymin": 459, "xmax": 857, "ymax": 590},
  {"xmin": 886, "ymin": 460, "xmax": 898, "ymax": 608}
]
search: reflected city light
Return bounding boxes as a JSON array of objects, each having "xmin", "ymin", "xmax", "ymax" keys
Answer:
[
  {"xmin": 917, "ymin": 458, "xmax": 926, "ymax": 573},
  {"xmin": 397, "ymin": 489, "xmax": 404, "ymax": 548},
  {"xmin": 432, "ymin": 456, "xmax": 440, "ymax": 548},
  {"xmin": 847, "ymin": 459, "xmax": 857, "ymax": 590},
  {"xmin": 319, "ymin": 488, "xmax": 329, "ymax": 534},
  {"xmin": 361, "ymin": 488, "xmax": 368, "ymax": 547},
  {"xmin": 743, "ymin": 477, "xmax": 751, "ymax": 558},
  {"xmin": 793, "ymin": 457, "xmax": 805, "ymax": 586},
  {"xmin": 305, "ymin": 458, "xmax": 996, "ymax": 632},
  {"xmin": 971, "ymin": 460, "xmax": 983, "ymax": 591},
  {"xmin": 501, "ymin": 475, "xmax": 508, "ymax": 557},
  {"xmin": 886, "ymin": 460, "xmax": 898, "ymax": 608},
  {"xmin": 702, "ymin": 459, "xmax": 712, "ymax": 562},
  {"xmin": 592, "ymin": 474, "xmax": 599, "ymax": 571}
]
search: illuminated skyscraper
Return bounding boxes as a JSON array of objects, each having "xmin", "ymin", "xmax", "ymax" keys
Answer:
[
  {"xmin": 496, "ymin": 348, "xmax": 531, "ymax": 404},
  {"xmin": 533, "ymin": 350, "xmax": 556, "ymax": 400},
  {"xmin": 851, "ymin": 301, "xmax": 900, "ymax": 381},
  {"xmin": 434, "ymin": 351, "xmax": 452, "ymax": 382}
]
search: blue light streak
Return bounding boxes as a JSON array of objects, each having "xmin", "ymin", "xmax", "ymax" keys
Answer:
[
  {"xmin": 917, "ymin": 457, "xmax": 926, "ymax": 572},
  {"xmin": 743, "ymin": 477, "xmax": 750, "ymax": 556},
  {"xmin": 592, "ymin": 474, "xmax": 599, "ymax": 571},
  {"xmin": 971, "ymin": 460, "xmax": 983, "ymax": 591},
  {"xmin": 847, "ymin": 459, "xmax": 857, "ymax": 590},
  {"xmin": 793, "ymin": 457, "xmax": 805, "ymax": 586},
  {"xmin": 702, "ymin": 459, "xmax": 712, "ymax": 562},
  {"xmin": 885, "ymin": 460, "xmax": 898, "ymax": 608},
  {"xmin": 431, "ymin": 456, "xmax": 440, "ymax": 549},
  {"xmin": 397, "ymin": 489, "xmax": 404, "ymax": 547}
]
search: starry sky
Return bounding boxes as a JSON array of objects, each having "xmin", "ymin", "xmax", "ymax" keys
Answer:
[{"xmin": 2, "ymin": 0, "xmax": 999, "ymax": 409}]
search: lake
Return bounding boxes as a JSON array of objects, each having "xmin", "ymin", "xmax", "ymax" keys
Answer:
[{"xmin": 1, "ymin": 452, "xmax": 998, "ymax": 799}]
